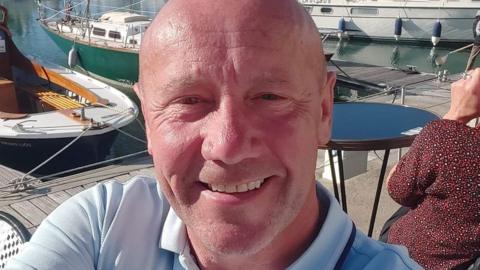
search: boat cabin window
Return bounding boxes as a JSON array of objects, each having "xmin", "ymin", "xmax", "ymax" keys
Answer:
[
  {"xmin": 92, "ymin": 27, "xmax": 106, "ymax": 37},
  {"xmin": 129, "ymin": 39, "xmax": 138, "ymax": 45},
  {"xmin": 350, "ymin": 7, "xmax": 378, "ymax": 15},
  {"xmin": 108, "ymin": 30, "xmax": 121, "ymax": 39},
  {"xmin": 320, "ymin": 7, "xmax": 333, "ymax": 14}
]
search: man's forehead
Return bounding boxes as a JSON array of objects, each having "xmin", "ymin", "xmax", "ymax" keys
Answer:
[{"xmin": 144, "ymin": 0, "xmax": 305, "ymax": 52}]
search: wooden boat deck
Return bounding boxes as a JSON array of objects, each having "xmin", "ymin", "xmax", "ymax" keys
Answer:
[{"xmin": 0, "ymin": 61, "xmax": 456, "ymax": 237}]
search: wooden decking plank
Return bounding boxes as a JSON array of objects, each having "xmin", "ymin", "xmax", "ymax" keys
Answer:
[
  {"xmin": 29, "ymin": 196, "xmax": 59, "ymax": 215},
  {"xmin": 82, "ymin": 182, "xmax": 98, "ymax": 189},
  {"xmin": 0, "ymin": 205, "xmax": 33, "ymax": 228},
  {"xmin": 47, "ymin": 191, "xmax": 72, "ymax": 205},
  {"xmin": 0, "ymin": 163, "xmax": 153, "ymax": 208},
  {"xmin": 362, "ymin": 70, "xmax": 408, "ymax": 84},
  {"xmin": 64, "ymin": 186, "xmax": 85, "ymax": 196},
  {"xmin": 129, "ymin": 168, "xmax": 155, "ymax": 178},
  {"xmin": 389, "ymin": 74, "xmax": 436, "ymax": 87},
  {"xmin": 339, "ymin": 67, "xmax": 390, "ymax": 78},
  {"xmin": 10, "ymin": 201, "xmax": 47, "ymax": 227},
  {"xmin": 113, "ymin": 173, "xmax": 134, "ymax": 183},
  {"xmin": 0, "ymin": 165, "xmax": 27, "ymax": 186},
  {"xmin": 334, "ymin": 65, "xmax": 381, "ymax": 74}
]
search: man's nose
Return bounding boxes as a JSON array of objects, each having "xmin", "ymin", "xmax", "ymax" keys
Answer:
[{"xmin": 201, "ymin": 100, "xmax": 263, "ymax": 165}]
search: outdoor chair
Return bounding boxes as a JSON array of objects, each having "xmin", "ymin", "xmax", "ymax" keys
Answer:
[{"xmin": 0, "ymin": 211, "xmax": 30, "ymax": 268}]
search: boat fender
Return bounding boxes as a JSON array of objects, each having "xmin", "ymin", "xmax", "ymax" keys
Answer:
[
  {"xmin": 67, "ymin": 46, "xmax": 77, "ymax": 68},
  {"xmin": 338, "ymin": 17, "xmax": 347, "ymax": 39},
  {"xmin": 394, "ymin": 17, "xmax": 402, "ymax": 41},
  {"xmin": 431, "ymin": 20, "xmax": 442, "ymax": 46}
]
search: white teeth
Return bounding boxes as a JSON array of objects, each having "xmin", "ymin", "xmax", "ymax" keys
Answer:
[
  {"xmin": 226, "ymin": 185, "xmax": 236, "ymax": 193},
  {"xmin": 237, "ymin": 184, "xmax": 248, "ymax": 193},
  {"xmin": 207, "ymin": 179, "xmax": 265, "ymax": 194}
]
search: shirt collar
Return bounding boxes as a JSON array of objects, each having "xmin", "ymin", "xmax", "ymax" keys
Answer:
[
  {"xmin": 159, "ymin": 182, "xmax": 354, "ymax": 270},
  {"xmin": 287, "ymin": 183, "xmax": 354, "ymax": 269},
  {"xmin": 160, "ymin": 207, "xmax": 188, "ymax": 254}
]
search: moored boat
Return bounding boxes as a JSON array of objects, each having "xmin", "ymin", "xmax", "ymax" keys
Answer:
[
  {"xmin": 0, "ymin": 5, "xmax": 138, "ymax": 175},
  {"xmin": 37, "ymin": 1, "xmax": 151, "ymax": 85},
  {"xmin": 299, "ymin": 0, "xmax": 480, "ymax": 46}
]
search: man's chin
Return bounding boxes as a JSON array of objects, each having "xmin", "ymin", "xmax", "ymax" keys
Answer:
[{"xmin": 188, "ymin": 223, "xmax": 276, "ymax": 257}]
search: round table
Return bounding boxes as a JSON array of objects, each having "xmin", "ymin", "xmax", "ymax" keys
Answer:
[{"xmin": 322, "ymin": 102, "xmax": 439, "ymax": 237}]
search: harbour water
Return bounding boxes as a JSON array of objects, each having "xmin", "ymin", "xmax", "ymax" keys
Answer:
[
  {"xmin": 324, "ymin": 39, "xmax": 471, "ymax": 75},
  {"xmin": 0, "ymin": 0, "xmax": 474, "ymax": 173}
]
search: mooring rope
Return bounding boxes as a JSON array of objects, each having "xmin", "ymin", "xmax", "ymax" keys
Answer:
[
  {"xmin": 3, "ymin": 108, "xmax": 147, "ymax": 192},
  {"xmin": 7, "ymin": 123, "xmax": 93, "ymax": 191},
  {"xmin": 1, "ymin": 149, "xmax": 148, "ymax": 193}
]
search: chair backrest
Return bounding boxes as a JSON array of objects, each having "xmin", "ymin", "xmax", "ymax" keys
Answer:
[{"xmin": 0, "ymin": 211, "xmax": 30, "ymax": 269}]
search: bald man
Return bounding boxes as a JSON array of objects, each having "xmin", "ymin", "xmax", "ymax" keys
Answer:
[{"xmin": 8, "ymin": 0, "xmax": 421, "ymax": 269}]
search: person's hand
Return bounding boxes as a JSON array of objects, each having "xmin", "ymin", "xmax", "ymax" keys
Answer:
[{"xmin": 443, "ymin": 68, "xmax": 480, "ymax": 124}]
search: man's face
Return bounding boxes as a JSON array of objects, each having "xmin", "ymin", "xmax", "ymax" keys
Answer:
[{"xmin": 138, "ymin": 13, "xmax": 334, "ymax": 256}]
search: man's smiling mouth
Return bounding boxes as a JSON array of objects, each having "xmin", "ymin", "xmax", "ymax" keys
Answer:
[{"xmin": 202, "ymin": 179, "xmax": 266, "ymax": 194}]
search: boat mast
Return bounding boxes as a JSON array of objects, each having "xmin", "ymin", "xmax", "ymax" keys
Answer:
[{"xmin": 86, "ymin": 0, "xmax": 90, "ymax": 44}]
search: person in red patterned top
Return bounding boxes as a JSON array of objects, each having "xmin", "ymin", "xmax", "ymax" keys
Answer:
[{"xmin": 385, "ymin": 68, "xmax": 480, "ymax": 270}]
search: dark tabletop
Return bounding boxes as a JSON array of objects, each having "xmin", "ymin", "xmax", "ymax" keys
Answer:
[{"xmin": 326, "ymin": 102, "xmax": 439, "ymax": 151}]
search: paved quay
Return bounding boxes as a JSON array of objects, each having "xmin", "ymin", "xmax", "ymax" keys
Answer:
[{"xmin": 0, "ymin": 61, "xmax": 459, "ymax": 240}]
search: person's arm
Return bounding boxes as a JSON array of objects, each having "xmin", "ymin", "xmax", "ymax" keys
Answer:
[
  {"xmin": 387, "ymin": 123, "xmax": 438, "ymax": 207},
  {"xmin": 389, "ymin": 68, "xmax": 480, "ymax": 207}
]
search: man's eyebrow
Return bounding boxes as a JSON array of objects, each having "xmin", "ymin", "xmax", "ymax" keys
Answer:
[
  {"xmin": 161, "ymin": 76, "xmax": 206, "ymax": 94},
  {"xmin": 250, "ymin": 76, "xmax": 291, "ymax": 87}
]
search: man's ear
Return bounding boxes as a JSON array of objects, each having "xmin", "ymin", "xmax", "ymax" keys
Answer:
[
  {"xmin": 317, "ymin": 71, "xmax": 335, "ymax": 146},
  {"xmin": 133, "ymin": 83, "xmax": 153, "ymax": 155}
]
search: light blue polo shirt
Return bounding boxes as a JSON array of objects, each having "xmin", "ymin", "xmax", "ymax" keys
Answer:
[{"xmin": 7, "ymin": 176, "xmax": 422, "ymax": 269}]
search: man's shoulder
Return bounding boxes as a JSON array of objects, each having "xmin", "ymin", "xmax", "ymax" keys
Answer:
[
  {"xmin": 344, "ymin": 231, "xmax": 422, "ymax": 270},
  {"xmin": 68, "ymin": 175, "xmax": 168, "ymax": 221},
  {"xmin": 71, "ymin": 175, "xmax": 161, "ymax": 205},
  {"xmin": 40, "ymin": 175, "xmax": 166, "ymax": 232}
]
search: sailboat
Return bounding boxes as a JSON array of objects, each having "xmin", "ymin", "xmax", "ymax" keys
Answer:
[
  {"xmin": 0, "ymin": 5, "xmax": 138, "ymax": 175},
  {"xmin": 37, "ymin": 0, "xmax": 151, "ymax": 85}
]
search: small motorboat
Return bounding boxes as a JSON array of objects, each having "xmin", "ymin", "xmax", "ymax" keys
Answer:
[{"xmin": 0, "ymin": 5, "xmax": 138, "ymax": 175}]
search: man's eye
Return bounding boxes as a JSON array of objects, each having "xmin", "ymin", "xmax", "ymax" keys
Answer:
[
  {"xmin": 258, "ymin": 93, "xmax": 283, "ymax": 101},
  {"xmin": 179, "ymin": 96, "xmax": 201, "ymax": 104}
]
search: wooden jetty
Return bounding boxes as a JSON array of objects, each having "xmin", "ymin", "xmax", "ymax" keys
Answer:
[
  {"xmin": 0, "ymin": 61, "xmax": 458, "ymax": 237},
  {"xmin": 0, "ymin": 156, "xmax": 154, "ymax": 234}
]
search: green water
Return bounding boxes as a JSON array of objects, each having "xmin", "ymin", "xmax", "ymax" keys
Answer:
[{"xmin": 0, "ymin": 0, "xmax": 472, "ymax": 169}]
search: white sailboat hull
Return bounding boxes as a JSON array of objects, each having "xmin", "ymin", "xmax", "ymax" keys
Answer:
[{"xmin": 299, "ymin": 0, "xmax": 480, "ymax": 45}]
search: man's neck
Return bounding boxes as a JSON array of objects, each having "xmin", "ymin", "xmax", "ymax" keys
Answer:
[{"xmin": 188, "ymin": 187, "xmax": 323, "ymax": 270}]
